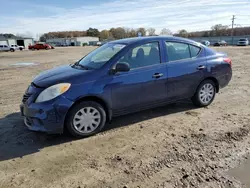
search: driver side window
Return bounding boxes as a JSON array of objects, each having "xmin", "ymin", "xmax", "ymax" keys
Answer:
[{"xmin": 118, "ymin": 42, "xmax": 160, "ymax": 69}]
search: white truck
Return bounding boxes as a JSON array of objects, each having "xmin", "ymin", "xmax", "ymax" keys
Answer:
[
  {"xmin": 0, "ymin": 45, "xmax": 15, "ymax": 52},
  {"xmin": 10, "ymin": 44, "xmax": 24, "ymax": 51}
]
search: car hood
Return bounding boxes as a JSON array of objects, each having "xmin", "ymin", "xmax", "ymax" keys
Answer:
[{"xmin": 33, "ymin": 65, "xmax": 92, "ymax": 87}]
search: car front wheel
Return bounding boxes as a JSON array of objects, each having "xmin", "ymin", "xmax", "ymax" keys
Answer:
[
  {"xmin": 192, "ymin": 80, "xmax": 216, "ymax": 107},
  {"xmin": 65, "ymin": 101, "xmax": 106, "ymax": 138}
]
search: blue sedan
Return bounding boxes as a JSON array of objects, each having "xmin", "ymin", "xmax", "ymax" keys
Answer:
[{"xmin": 20, "ymin": 36, "xmax": 232, "ymax": 137}]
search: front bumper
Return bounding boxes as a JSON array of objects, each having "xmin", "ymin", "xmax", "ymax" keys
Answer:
[
  {"xmin": 237, "ymin": 43, "xmax": 248, "ymax": 46},
  {"xmin": 20, "ymin": 95, "xmax": 74, "ymax": 134}
]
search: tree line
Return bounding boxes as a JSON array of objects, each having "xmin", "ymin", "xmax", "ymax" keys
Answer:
[
  {"xmin": 39, "ymin": 27, "xmax": 174, "ymax": 41},
  {"xmin": 2, "ymin": 24, "xmax": 250, "ymax": 42},
  {"xmin": 39, "ymin": 25, "xmax": 250, "ymax": 41},
  {"xmin": 176, "ymin": 25, "xmax": 250, "ymax": 38}
]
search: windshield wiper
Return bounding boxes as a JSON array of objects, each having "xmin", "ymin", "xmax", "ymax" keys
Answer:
[
  {"xmin": 78, "ymin": 64, "xmax": 89, "ymax": 70},
  {"xmin": 71, "ymin": 62, "xmax": 89, "ymax": 70}
]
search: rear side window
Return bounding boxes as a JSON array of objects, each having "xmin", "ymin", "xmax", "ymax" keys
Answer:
[
  {"xmin": 0, "ymin": 45, "xmax": 3, "ymax": 48},
  {"xmin": 189, "ymin": 45, "xmax": 201, "ymax": 57},
  {"xmin": 165, "ymin": 41, "xmax": 201, "ymax": 61}
]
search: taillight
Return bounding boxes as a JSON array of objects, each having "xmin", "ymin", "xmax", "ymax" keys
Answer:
[{"xmin": 223, "ymin": 57, "xmax": 232, "ymax": 67}]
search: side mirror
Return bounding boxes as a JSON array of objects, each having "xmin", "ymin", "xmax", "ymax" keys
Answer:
[{"xmin": 115, "ymin": 62, "xmax": 130, "ymax": 73}]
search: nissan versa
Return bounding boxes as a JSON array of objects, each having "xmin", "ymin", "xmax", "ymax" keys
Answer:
[{"xmin": 20, "ymin": 36, "xmax": 232, "ymax": 137}]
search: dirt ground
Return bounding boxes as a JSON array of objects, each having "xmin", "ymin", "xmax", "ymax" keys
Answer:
[{"xmin": 0, "ymin": 46, "xmax": 250, "ymax": 188}]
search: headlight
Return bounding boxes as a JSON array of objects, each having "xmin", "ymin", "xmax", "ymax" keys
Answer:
[{"xmin": 35, "ymin": 83, "xmax": 71, "ymax": 103}]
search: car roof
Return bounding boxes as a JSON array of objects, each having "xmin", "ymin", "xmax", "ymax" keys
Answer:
[{"xmin": 109, "ymin": 36, "xmax": 200, "ymax": 46}]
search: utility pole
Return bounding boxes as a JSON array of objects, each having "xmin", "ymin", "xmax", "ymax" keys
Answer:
[{"xmin": 231, "ymin": 15, "xmax": 235, "ymax": 45}]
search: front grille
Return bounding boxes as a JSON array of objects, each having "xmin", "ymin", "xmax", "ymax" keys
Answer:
[{"xmin": 22, "ymin": 93, "xmax": 32, "ymax": 103}]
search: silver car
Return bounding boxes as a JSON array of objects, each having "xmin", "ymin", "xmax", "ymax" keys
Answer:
[
  {"xmin": 201, "ymin": 40, "xmax": 210, "ymax": 46},
  {"xmin": 237, "ymin": 38, "xmax": 249, "ymax": 46}
]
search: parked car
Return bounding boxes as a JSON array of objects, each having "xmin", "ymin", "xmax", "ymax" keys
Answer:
[
  {"xmin": 29, "ymin": 43, "xmax": 54, "ymax": 50},
  {"xmin": 213, "ymin": 40, "xmax": 227, "ymax": 46},
  {"xmin": 56, "ymin": 43, "xmax": 69, "ymax": 47},
  {"xmin": 237, "ymin": 38, "xmax": 249, "ymax": 46},
  {"xmin": 10, "ymin": 44, "xmax": 24, "ymax": 51},
  {"xmin": 0, "ymin": 45, "xmax": 15, "ymax": 52},
  {"xmin": 96, "ymin": 42, "xmax": 102, "ymax": 46},
  {"xmin": 20, "ymin": 36, "xmax": 232, "ymax": 138},
  {"xmin": 55, "ymin": 43, "xmax": 63, "ymax": 47},
  {"xmin": 201, "ymin": 40, "xmax": 210, "ymax": 46}
]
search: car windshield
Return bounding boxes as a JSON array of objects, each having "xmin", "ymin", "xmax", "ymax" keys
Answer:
[
  {"xmin": 239, "ymin": 39, "xmax": 247, "ymax": 41},
  {"xmin": 77, "ymin": 43, "xmax": 126, "ymax": 69}
]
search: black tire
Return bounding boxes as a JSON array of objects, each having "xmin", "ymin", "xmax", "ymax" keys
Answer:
[
  {"xmin": 20, "ymin": 48, "xmax": 23, "ymax": 51},
  {"xmin": 191, "ymin": 79, "xmax": 216, "ymax": 107},
  {"xmin": 10, "ymin": 48, "xmax": 14, "ymax": 52},
  {"xmin": 65, "ymin": 101, "xmax": 106, "ymax": 138}
]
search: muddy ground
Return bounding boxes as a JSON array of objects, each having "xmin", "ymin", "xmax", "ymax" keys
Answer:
[{"xmin": 0, "ymin": 46, "xmax": 249, "ymax": 188}]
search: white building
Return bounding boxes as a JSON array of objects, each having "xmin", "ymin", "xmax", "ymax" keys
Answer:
[
  {"xmin": 0, "ymin": 35, "xmax": 34, "ymax": 48},
  {"xmin": 46, "ymin": 36, "xmax": 99, "ymax": 46}
]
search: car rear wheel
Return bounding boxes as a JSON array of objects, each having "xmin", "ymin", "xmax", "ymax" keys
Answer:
[
  {"xmin": 192, "ymin": 80, "xmax": 216, "ymax": 107},
  {"xmin": 65, "ymin": 101, "xmax": 106, "ymax": 138},
  {"xmin": 10, "ymin": 48, "xmax": 14, "ymax": 52}
]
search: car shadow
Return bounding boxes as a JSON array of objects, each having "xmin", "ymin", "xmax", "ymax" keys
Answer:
[
  {"xmin": 0, "ymin": 100, "xmax": 195, "ymax": 161},
  {"xmin": 104, "ymin": 100, "xmax": 195, "ymax": 132}
]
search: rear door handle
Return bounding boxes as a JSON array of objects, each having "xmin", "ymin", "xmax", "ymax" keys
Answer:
[
  {"xmin": 152, "ymin": 73, "xmax": 163, "ymax": 78},
  {"xmin": 197, "ymin": 65, "xmax": 206, "ymax": 70}
]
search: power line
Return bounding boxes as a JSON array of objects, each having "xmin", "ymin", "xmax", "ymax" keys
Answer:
[
  {"xmin": 235, "ymin": 15, "xmax": 250, "ymax": 17},
  {"xmin": 235, "ymin": 24, "xmax": 250, "ymax": 26}
]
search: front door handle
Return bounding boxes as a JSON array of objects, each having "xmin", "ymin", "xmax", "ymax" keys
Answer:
[
  {"xmin": 197, "ymin": 65, "xmax": 206, "ymax": 70},
  {"xmin": 152, "ymin": 73, "xmax": 163, "ymax": 78}
]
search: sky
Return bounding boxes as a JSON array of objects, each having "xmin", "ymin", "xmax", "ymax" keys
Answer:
[{"xmin": 0, "ymin": 0, "xmax": 250, "ymax": 38}]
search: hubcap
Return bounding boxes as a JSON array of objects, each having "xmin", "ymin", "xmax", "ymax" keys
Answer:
[
  {"xmin": 73, "ymin": 107, "xmax": 101, "ymax": 134},
  {"xmin": 199, "ymin": 83, "xmax": 214, "ymax": 104}
]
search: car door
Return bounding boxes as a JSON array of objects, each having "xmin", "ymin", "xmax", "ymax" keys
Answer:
[
  {"xmin": 164, "ymin": 41, "xmax": 206, "ymax": 100},
  {"xmin": 36, "ymin": 44, "xmax": 41, "ymax": 49},
  {"xmin": 3, "ymin": 45, "xmax": 9, "ymax": 51},
  {"xmin": 37, "ymin": 44, "xmax": 41, "ymax": 49},
  {"xmin": 109, "ymin": 41, "xmax": 167, "ymax": 115}
]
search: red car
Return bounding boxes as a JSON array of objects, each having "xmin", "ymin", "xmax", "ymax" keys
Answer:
[{"xmin": 29, "ymin": 43, "xmax": 54, "ymax": 50}]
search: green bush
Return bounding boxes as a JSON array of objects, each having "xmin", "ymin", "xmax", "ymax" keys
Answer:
[{"xmin": 82, "ymin": 43, "xmax": 88, "ymax": 46}]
